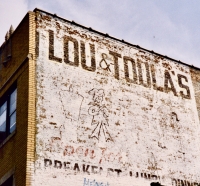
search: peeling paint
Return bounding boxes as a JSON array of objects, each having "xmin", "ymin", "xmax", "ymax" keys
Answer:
[{"xmin": 33, "ymin": 10, "xmax": 200, "ymax": 186}]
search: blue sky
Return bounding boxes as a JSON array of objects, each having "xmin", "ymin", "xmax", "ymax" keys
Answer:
[{"xmin": 0, "ymin": 0, "xmax": 200, "ymax": 67}]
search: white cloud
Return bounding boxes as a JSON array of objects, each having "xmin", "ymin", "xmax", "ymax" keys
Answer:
[{"xmin": 0, "ymin": 0, "xmax": 28, "ymax": 45}]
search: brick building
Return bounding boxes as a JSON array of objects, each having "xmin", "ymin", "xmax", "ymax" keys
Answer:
[{"xmin": 0, "ymin": 8, "xmax": 200, "ymax": 186}]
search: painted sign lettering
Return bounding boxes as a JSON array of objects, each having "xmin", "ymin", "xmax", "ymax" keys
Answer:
[
  {"xmin": 34, "ymin": 11, "xmax": 200, "ymax": 186},
  {"xmin": 39, "ymin": 30, "xmax": 192, "ymax": 100}
]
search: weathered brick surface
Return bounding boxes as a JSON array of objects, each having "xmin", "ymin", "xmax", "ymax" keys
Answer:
[
  {"xmin": 1, "ymin": 9, "xmax": 200, "ymax": 186},
  {"xmin": 0, "ymin": 12, "xmax": 36, "ymax": 186},
  {"xmin": 26, "ymin": 11, "xmax": 36, "ymax": 186},
  {"xmin": 33, "ymin": 10, "xmax": 200, "ymax": 186},
  {"xmin": 190, "ymin": 68, "xmax": 200, "ymax": 119}
]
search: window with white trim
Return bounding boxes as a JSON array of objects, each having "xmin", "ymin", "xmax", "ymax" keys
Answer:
[{"xmin": 0, "ymin": 86, "xmax": 17, "ymax": 143}]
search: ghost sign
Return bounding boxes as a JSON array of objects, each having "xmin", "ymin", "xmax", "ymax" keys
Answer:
[{"xmin": 33, "ymin": 10, "xmax": 200, "ymax": 186}]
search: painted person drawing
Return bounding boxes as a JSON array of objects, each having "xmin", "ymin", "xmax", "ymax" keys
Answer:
[{"xmin": 88, "ymin": 88, "xmax": 112, "ymax": 142}]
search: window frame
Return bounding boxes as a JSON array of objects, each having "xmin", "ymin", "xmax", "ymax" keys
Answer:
[
  {"xmin": 0, "ymin": 174, "xmax": 14, "ymax": 186},
  {"xmin": 0, "ymin": 83, "xmax": 17, "ymax": 143}
]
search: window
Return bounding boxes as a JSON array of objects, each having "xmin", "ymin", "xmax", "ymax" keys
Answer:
[
  {"xmin": 0, "ymin": 86, "xmax": 17, "ymax": 143},
  {"xmin": 1, "ymin": 175, "xmax": 14, "ymax": 186}
]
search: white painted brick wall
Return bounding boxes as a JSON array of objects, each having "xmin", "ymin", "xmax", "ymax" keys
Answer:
[{"xmin": 33, "ymin": 11, "xmax": 200, "ymax": 186}]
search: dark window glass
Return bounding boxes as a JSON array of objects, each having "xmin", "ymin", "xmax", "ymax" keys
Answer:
[
  {"xmin": 0, "ymin": 101, "xmax": 7, "ymax": 132},
  {"xmin": 0, "ymin": 86, "xmax": 17, "ymax": 143},
  {"xmin": 9, "ymin": 89, "xmax": 17, "ymax": 133},
  {"xmin": 1, "ymin": 175, "xmax": 14, "ymax": 186}
]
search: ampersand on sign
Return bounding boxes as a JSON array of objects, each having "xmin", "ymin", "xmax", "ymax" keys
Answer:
[{"xmin": 99, "ymin": 53, "xmax": 113, "ymax": 72}]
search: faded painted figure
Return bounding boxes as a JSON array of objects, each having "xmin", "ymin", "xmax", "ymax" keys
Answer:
[
  {"xmin": 88, "ymin": 88, "xmax": 112, "ymax": 142},
  {"xmin": 158, "ymin": 112, "xmax": 183, "ymax": 152}
]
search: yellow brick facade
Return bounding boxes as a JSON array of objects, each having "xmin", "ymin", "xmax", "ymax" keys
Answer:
[{"xmin": 0, "ymin": 11, "xmax": 36, "ymax": 186}]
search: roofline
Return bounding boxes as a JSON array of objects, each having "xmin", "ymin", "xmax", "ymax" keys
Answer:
[
  {"xmin": 0, "ymin": 12, "xmax": 30, "ymax": 49},
  {"xmin": 34, "ymin": 8, "xmax": 200, "ymax": 71}
]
